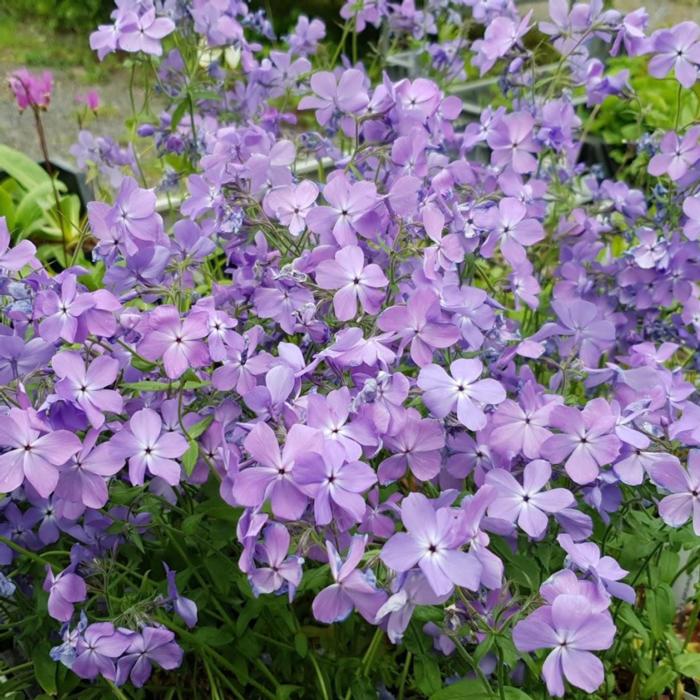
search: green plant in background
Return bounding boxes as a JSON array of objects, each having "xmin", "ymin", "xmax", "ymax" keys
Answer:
[
  {"xmin": 586, "ymin": 55, "xmax": 700, "ymax": 177},
  {"xmin": 0, "ymin": 145, "xmax": 87, "ymax": 270}
]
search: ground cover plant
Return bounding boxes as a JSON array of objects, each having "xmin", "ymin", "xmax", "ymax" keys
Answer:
[{"xmin": 1, "ymin": 1, "xmax": 700, "ymax": 698}]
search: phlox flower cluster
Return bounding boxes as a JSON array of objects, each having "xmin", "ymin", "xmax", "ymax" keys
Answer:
[{"xmin": 2, "ymin": 0, "xmax": 700, "ymax": 696}]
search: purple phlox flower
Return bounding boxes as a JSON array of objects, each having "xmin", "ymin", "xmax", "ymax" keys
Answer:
[
  {"xmin": 25, "ymin": 491, "xmax": 68, "ymax": 544},
  {"xmin": 294, "ymin": 440, "xmax": 376, "ymax": 525},
  {"xmin": 0, "ymin": 501, "xmax": 41, "ymax": 563},
  {"xmin": 237, "ymin": 508, "xmax": 269, "ymax": 574},
  {"xmin": 681, "ymin": 194, "xmax": 700, "ymax": 241},
  {"xmin": 583, "ymin": 60, "xmax": 630, "ymax": 106},
  {"xmin": 378, "ymin": 287, "xmax": 460, "ymax": 367},
  {"xmin": 630, "ymin": 227, "xmax": 669, "ymax": 269},
  {"xmin": 119, "ymin": 8, "xmax": 175, "ymax": 56},
  {"xmin": 298, "ymin": 69, "xmax": 369, "ymax": 125},
  {"xmin": 457, "ymin": 485, "xmax": 504, "ymax": 590},
  {"xmin": 541, "ymin": 398, "xmax": 622, "ymax": 484},
  {"xmin": 0, "ymin": 335, "xmax": 54, "ymax": 385},
  {"xmin": 558, "ymin": 534, "xmax": 635, "ymax": 604},
  {"xmin": 0, "ymin": 408, "xmax": 81, "ymax": 498},
  {"xmin": 8, "ymin": 68, "xmax": 52, "ymax": 111},
  {"xmin": 540, "ymin": 568, "xmax": 608, "ymax": 612},
  {"xmin": 260, "ymin": 50, "xmax": 311, "ymax": 97},
  {"xmin": 375, "ymin": 569, "xmax": 449, "ymax": 643},
  {"xmin": 422, "ymin": 205, "xmax": 464, "ymax": 277},
  {"xmin": 486, "ymin": 460, "xmax": 574, "ymax": 538},
  {"xmin": 648, "ymin": 449, "xmax": 700, "ymax": 535},
  {"xmin": 395, "ymin": 78, "xmax": 441, "ymax": 124},
  {"xmin": 312, "ymin": 535, "xmax": 387, "ymax": 624},
  {"xmin": 648, "ymin": 22, "xmax": 700, "ymax": 88},
  {"xmin": 445, "ymin": 430, "xmax": 496, "ymax": 483},
  {"xmin": 472, "ymin": 12, "xmax": 532, "ymax": 76},
  {"xmin": 441, "ymin": 284, "xmax": 495, "ymax": 350},
  {"xmin": 55, "ymin": 429, "xmax": 124, "ymax": 511},
  {"xmin": 513, "ymin": 594, "xmax": 615, "ymax": 696},
  {"xmin": 307, "ymin": 173, "xmax": 380, "ymax": 245},
  {"xmin": 51, "ymin": 351, "xmax": 122, "ymax": 429},
  {"xmin": 288, "ymin": 15, "xmax": 326, "ymax": 56},
  {"xmin": 475, "ymin": 197, "xmax": 545, "ymax": 264},
  {"xmin": 315, "ymin": 245, "xmax": 388, "ymax": 321},
  {"xmin": 487, "ymin": 111, "xmax": 539, "ymax": 174},
  {"xmin": 211, "ymin": 327, "xmax": 273, "ymax": 395},
  {"xmin": 162, "ymin": 563, "xmax": 198, "ymax": 628},
  {"xmin": 533, "ymin": 298, "xmax": 615, "ymax": 366},
  {"xmin": 248, "ymin": 522, "xmax": 303, "ymax": 601},
  {"xmin": 105, "ymin": 177, "xmax": 164, "ymax": 255},
  {"xmin": 37, "ymin": 275, "xmax": 95, "ymax": 343},
  {"xmin": 611, "ymin": 8, "xmax": 649, "ymax": 56},
  {"xmin": 264, "ymin": 181, "xmax": 319, "ymax": 236},
  {"xmin": 489, "ymin": 382, "xmax": 562, "ymax": 460},
  {"xmin": 378, "ymin": 409, "xmax": 445, "ymax": 484},
  {"xmin": 359, "ymin": 487, "xmax": 400, "ymax": 538},
  {"xmin": 417, "ymin": 358, "xmax": 506, "ymax": 431},
  {"xmin": 43, "ymin": 565, "xmax": 86, "ymax": 622},
  {"xmin": 236, "ymin": 422, "xmax": 322, "ymax": 520},
  {"xmin": 392, "ymin": 127, "xmax": 429, "ymax": 177},
  {"xmin": 648, "ymin": 127, "xmax": 700, "ymax": 181},
  {"xmin": 380, "ymin": 492, "xmax": 481, "ymax": 596},
  {"xmin": 340, "ymin": 0, "xmax": 383, "ymax": 32},
  {"xmin": 318, "ymin": 327, "xmax": 396, "ymax": 370},
  {"xmin": 172, "ymin": 219, "xmax": 216, "ymax": 262},
  {"xmin": 243, "ymin": 364, "xmax": 296, "ymax": 421},
  {"xmin": 138, "ymin": 306, "xmax": 209, "ymax": 379},
  {"xmin": 0, "ymin": 572, "xmax": 15, "ymax": 597},
  {"xmin": 116, "ymin": 627, "xmax": 183, "ymax": 687},
  {"xmin": 0, "ymin": 217, "xmax": 39, "ymax": 270},
  {"xmin": 190, "ymin": 300, "xmax": 237, "ymax": 363},
  {"xmin": 90, "ymin": 11, "xmax": 136, "ymax": 60},
  {"xmin": 72, "ymin": 622, "xmax": 133, "ymax": 681},
  {"xmin": 305, "ymin": 386, "xmax": 377, "ymax": 461},
  {"xmin": 108, "ymin": 407, "xmax": 188, "ymax": 486},
  {"xmin": 50, "ymin": 610, "xmax": 88, "ymax": 667}
]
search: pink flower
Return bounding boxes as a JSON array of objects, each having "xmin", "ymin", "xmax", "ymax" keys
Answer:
[{"xmin": 8, "ymin": 69, "xmax": 53, "ymax": 111}]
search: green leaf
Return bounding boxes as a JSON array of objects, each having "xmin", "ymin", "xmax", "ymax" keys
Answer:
[
  {"xmin": 641, "ymin": 665, "xmax": 675, "ymax": 698},
  {"xmin": 504, "ymin": 689, "xmax": 534, "ymax": 700},
  {"xmin": 188, "ymin": 414, "xmax": 213, "ymax": 439},
  {"xmin": 170, "ymin": 97, "xmax": 190, "ymax": 131},
  {"xmin": 195, "ymin": 626, "xmax": 234, "ymax": 648},
  {"xmin": 182, "ymin": 439, "xmax": 199, "ymax": 476},
  {"xmin": 294, "ymin": 632, "xmax": 308, "ymax": 658},
  {"xmin": 646, "ymin": 583, "xmax": 675, "ymax": 639},
  {"xmin": 429, "ymin": 679, "xmax": 485, "ymax": 699},
  {"xmin": 415, "ymin": 657, "xmax": 442, "ymax": 695},
  {"xmin": 675, "ymin": 652, "xmax": 700, "ymax": 678},
  {"xmin": 130, "ymin": 357, "xmax": 159, "ymax": 372},
  {"xmin": 32, "ymin": 643, "xmax": 57, "ymax": 695},
  {"xmin": 15, "ymin": 180, "xmax": 64, "ymax": 229},
  {"xmin": 0, "ymin": 144, "xmax": 51, "ymax": 191},
  {"xmin": 123, "ymin": 380, "xmax": 171, "ymax": 392}
]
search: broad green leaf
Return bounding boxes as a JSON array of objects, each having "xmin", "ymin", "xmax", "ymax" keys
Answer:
[
  {"xmin": 0, "ymin": 144, "xmax": 51, "ymax": 191},
  {"xmin": 32, "ymin": 643, "xmax": 57, "ymax": 695},
  {"xmin": 675, "ymin": 652, "xmax": 700, "ymax": 678},
  {"xmin": 182, "ymin": 439, "xmax": 199, "ymax": 476},
  {"xmin": 641, "ymin": 665, "xmax": 675, "ymax": 698},
  {"xmin": 429, "ymin": 679, "xmax": 486, "ymax": 699}
]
